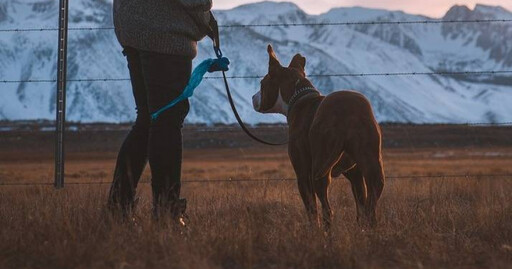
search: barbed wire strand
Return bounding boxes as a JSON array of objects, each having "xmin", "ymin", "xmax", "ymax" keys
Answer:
[
  {"xmin": 220, "ymin": 19, "xmax": 512, "ymax": 28},
  {"xmin": 2, "ymin": 70, "xmax": 512, "ymax": 84},
  {"xmin": 1, "ymin": 18, "xmax": 512, "ymax": 32},
  {"xmin": 0, "ymin": 173, "xmax": 511, "ymax": 187}
]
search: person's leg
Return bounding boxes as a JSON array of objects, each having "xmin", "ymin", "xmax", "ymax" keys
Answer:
[
  {"xmin": 108, "ymin": 47, "xmax": 151, "ymax": 215},
  {"xmin": 138, "ymin": 50, "xmax": 191, "ymax": 219}
]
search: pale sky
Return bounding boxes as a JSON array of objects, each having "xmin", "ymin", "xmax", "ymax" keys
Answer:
[{"xmin": 213, "ymin": 0, "xmax": 512, "ymax": 18}]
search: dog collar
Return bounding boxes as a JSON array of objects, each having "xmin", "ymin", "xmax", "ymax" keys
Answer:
[{"xmin": 287, "ymin": 86, "xmax": 320, "ymax": 114}]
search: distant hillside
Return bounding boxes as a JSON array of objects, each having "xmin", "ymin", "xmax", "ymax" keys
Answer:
[{"xmin": 0, "ymin": 1, "xmax": 511, "ymax": 124}]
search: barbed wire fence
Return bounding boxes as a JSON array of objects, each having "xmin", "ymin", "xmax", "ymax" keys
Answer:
[
  {"xmin": 1, "ymin": 18, "xmax": 512, "ymax": 32},
  {"xmin": 1, "ymin": 16, "xmax": 512, "ymax": 187},
  {"xmin": 1, "ymin": 173, "xmax": 512, "ymax": 187},
  {"xmin": 2, "ymin": 70, "xmax": 512, "ymax": 84}
]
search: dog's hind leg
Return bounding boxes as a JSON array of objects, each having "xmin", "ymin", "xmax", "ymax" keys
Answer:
[
  {"xmin": 344, "ymin": 123, "xmax": 384, "ymax": 227},
  {"xmin": 331, "ymin": 154, "xmax": 366, "ymax": 222},
  {"xmin": 309, "ymin": 134, "xmax": 344, "ymax": 230},
  {"xmin": 365, "ymin": 157, "xmax": 384, "ymax": 226},
  {"xmin": 342, "ymin": 165, "xmax": 367, "ymax": 224},
  {"xmin": 350, "ymin": 154, "xmax": 384, "ymax": 227}
]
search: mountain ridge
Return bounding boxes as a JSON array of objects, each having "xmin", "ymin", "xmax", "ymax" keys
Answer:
[{"xmin": 0, "ymin": 1, "xmax": 511, "ymax": 124}]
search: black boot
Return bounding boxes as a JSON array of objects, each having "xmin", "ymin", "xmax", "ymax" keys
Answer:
[
  {"xmin": 152, "ymin": 192, "xmax": 188, "ymax": 227},
  {"xmin": 172, "ymin": 198, "xmax": 188, "ymax": 227}
]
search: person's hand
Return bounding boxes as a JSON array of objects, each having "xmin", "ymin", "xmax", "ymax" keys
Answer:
[{"xmin": 208, "ymin": 57, "xmax": 230, "ymax": 73}]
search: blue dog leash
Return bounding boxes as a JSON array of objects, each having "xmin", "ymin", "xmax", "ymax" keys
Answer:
[{"xmin": 150, "ymin": 56, "xmax": 229, "ymax": 121}]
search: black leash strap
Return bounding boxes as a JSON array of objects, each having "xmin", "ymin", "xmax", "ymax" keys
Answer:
[
  {"xmin": 221, "ymin": 71, "xmax": 288, "ymax": 146},
  {"xmin": 182, "ymin": 6, "xmax": 287, "ymax": 145}
]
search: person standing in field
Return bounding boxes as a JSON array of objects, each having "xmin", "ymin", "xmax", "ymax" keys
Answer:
[{"xmin": 108, "ymin": 0, "xmax": 215, "ymax": 225}]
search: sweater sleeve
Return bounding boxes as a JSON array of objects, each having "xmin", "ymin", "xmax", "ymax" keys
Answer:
[
  {"xmin": 176, "ymin": 0, "xmax": 212, "ymax": 12},
  {"xmin": 189, "ymin": 11, "xmax": 212, "ymax": 38}
]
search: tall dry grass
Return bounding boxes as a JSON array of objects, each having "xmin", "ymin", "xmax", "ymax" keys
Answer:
[
  {"xmin": 1, "ymin": 126, "xmax": 512, "ymax": 268},
  {"xmin": 1, "ymin": 176, "xmax": 511, "ymax": 268}
]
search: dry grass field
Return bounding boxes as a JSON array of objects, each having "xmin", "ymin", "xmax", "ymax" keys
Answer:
[{"xmin": 0, "ymin": 124, "xmax": 511, "ymax": 268}]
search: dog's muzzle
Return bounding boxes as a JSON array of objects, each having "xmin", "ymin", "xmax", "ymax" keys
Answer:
[{"xmin": 252, "ymin": 91, "xmax": 262, "ymax": 112}]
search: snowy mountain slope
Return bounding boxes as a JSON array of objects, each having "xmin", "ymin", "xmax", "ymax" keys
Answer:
[{"xmin": 0, "ymin": 0, "xmax": 511, "ymax": 124}]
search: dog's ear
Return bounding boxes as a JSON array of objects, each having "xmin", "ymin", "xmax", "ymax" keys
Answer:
[
  {"xmin": 288, "ymin": 54, "xmax": 306, "ymax": 74},
  {"xmin": 267, "ymin": 44, "xmax": 282, "ymax": 75}
]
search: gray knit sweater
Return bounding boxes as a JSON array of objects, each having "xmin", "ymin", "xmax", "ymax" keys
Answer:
[{"xmin": 113, "ymin": 0, "xmax": 213, "ymax": 58}]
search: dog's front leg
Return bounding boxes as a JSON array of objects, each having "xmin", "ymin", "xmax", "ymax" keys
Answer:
[{"xmin": 289, "ymin": 144, "xmax": 319, "ymax": 226}]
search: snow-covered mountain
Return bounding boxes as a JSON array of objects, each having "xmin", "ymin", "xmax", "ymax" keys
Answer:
[{"xmin": 1, "ymin": 0, "xmax": 512, "ymax": 124}]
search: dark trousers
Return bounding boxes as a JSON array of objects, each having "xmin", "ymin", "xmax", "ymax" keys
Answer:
[{"xmin": 108, "ymin": 46, "xmax": 191, "ymax": 216}]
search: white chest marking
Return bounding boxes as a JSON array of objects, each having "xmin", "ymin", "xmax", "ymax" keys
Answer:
[{"xmin": 266, "ymin": 90, "xmax": 288, "ymax": 116}]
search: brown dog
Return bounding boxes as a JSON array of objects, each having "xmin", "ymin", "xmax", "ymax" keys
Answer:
[{"xmin": 252, "ymin": 45, "xmax": 385, "ymax": 228}]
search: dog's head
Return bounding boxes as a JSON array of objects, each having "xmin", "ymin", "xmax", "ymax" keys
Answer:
[{"xmin": 252, "ymin": 44, "xmax": 307, "ymax": 115}]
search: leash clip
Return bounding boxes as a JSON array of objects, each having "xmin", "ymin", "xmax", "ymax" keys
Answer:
[{"xmin": 214, "ymin": 45, "xmax": 223, "ymax": 59}]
